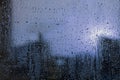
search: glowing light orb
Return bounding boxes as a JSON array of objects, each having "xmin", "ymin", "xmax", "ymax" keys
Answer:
[{"xmin": 89, "ymin": 24, "xmax": 117, "ymax": 46}]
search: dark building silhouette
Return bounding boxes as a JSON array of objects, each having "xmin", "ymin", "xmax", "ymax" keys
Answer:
[
  {"xmin": 0, "ymin": 0, "xmax": 11, "ymax": 57},
  {"xmin": 11, "ymin": 33, "xmax": 60, "ymax": 80},
  {"xmin": 0, "ymin": 0, "xmax": 12, "ymax": 80},
  {"xmin": 97, "ymin": 37, "xmax": 120, "ymax": 80}
]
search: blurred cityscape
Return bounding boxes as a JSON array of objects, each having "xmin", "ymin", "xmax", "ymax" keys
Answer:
[{"xmin": 0, "ymin": 0, "xmax": 120, "ymax": 80}]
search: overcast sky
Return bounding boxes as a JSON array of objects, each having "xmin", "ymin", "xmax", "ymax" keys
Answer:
[{"xmin": 12, "ymin": 0, "xmax": 120, "ymax": 56}]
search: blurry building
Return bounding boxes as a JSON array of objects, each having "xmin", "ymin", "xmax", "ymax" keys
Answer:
[
  {"xmin": 12, "ymin": 33, "xmax": 59, "ymax": 80},
  {"xmin": 0, "ymin": 0, "xmax": 11, "ymax": 58},
  {"xmin": 0, "ymin": 0, "xmax": 12, "ymax": 80},
  {"xmin": 97, "ymin": 37, "xmax": 120, "ymax": 80}
]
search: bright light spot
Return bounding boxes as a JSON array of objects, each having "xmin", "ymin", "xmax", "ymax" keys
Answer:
[{"xmin": 89, "ymin": 24, "xmax": 117, "ymax": 46}]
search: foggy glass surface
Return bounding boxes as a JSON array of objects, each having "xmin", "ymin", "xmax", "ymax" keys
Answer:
[{"xmin": 0, "ymin": 0, "xmax": 119, "ymax": 80}]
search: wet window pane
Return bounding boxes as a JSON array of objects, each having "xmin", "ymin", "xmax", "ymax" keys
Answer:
[{"xmin": 0, "ymin": 0, "xmax": 120, "ymax": 80}]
